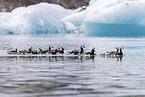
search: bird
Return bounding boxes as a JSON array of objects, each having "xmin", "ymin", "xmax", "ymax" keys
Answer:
[
  {"xmin": 19, "ymin": 49, "xmax": 27, "ymax": 54},
  {"xmin": 49, "ymin": 48, "xmax": 58, "ymax": 55},
  {"xmin": 100, "ymin": 53, "xmax": 105, "ymax": 56},
  {"xmin": 32, "ymin": 50, "xmax": 39, "ymax": 54},
  {"xmin": 29, "ymin": 47, "xmax": 32, "ymax": 51},
  {"xmin": 102, "ymin": 47, "xmax": 124, "ymax": 56},
  {"xmin": 80, "ymin": 45, "xmax": 85, "ymax": 54},
  {"xmin": 113, "ymin": 47, "xmax": 124, "ymax": 56},
  {"xmin": 73, "ymin": 50, "xmax": 80, "ymax": 55},
  {"xmin": 37, "ymin": 48, "xmax": 43, "ymax": 54},
  {"xmin": 26, "ymin": 47, "xmax": 33, "ymax": 54},
  {"xmin": 38, "ymin": 46, "xmax": 54, "ymax": 54},
  {"xmin": 7, "ymin": 48, "xmax": 17, "ymax": 54},
  {"xmin": 106, "ymin": 47, "xmax": 119, "ymax": 55},
  {"xmin": 57, "ymin": 47, "xmax": 64, "ymax": 54},
  {"xmin": 84, "ymin": 47, "xmax": 96, "ymax": 55},
  {"xmin": 68, "ymin": 45, "xmax": 85, "ymax": 55},
  {"xmin": 48, "ymin": 46, "xmax": 54, "ymax": 51}
]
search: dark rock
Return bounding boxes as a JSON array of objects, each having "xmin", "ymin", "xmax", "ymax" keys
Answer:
[{"xmin": 0, "ymin": 0, "xmax": 90, "ymax": 12}]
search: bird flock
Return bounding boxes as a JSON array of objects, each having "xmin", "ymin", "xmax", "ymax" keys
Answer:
[{"xmin": 7, "ymin": 45, "xmax": 124, "ymax": 56}]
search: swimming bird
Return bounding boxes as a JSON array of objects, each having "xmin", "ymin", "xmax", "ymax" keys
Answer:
[
  {"xmin": 73, "ymin": 50, "xmax": 80, "ymax": 55},
  {"xmin": 113, "ymin": 47, "xmax": 124, "ymax": 56},
  {"xmin": 26, "ymin": 47, "xmax": 33, "ymax": 54},
  {"xmin": 7, "ymin": 48, "xmax": 17, "ymax": 54},
  {"xmin": 32, "ymin": 50, "xmax": 39, "ymax": 54},
  {"xmin": 49, "ymin": 46, "xmax": 54, "ymax": 51},
  {"xmin": 37, "ymin": 46, "xmax": 54, "ymax": 54},
  {"xmin": 29, "ymin": 47, "xmax": 32, "ymax": 51},
  {"xmin": 80, "ymin": 45, "xmax": 85, "ymax": 54},
  {"xmin": 36, "ymin": 48, "xmax": 43, "ymax": 54},
  {"xmin": 49, "ymin": 48, "xmax": 58, "ymax": 55},
  {"xmin": 19, "ymin": 49, "xmax": 27, "ymax": 54},
  {"xmin": 106, "ymin": 47, "xmax": 119, "ymax": 55},
  {"xmin": 39, "ymin": 47, "xmax": 49, "ymax": 54},
  {"xmin": 100, "ymin": 53, "xmax": 105, "ymax": 56},
  {"xmin": 47, "ymin": 46, "xmax": 55, "ymax": 53},
  {"xmin": 68, "ymin": 45, "xmax": 85, "ymax": 55},
  {"xmin": 84, "ymin": 47, "xmax": 96, "ymax": 55},
  {"xmin": 57, "ymin": 47, "xmax": 64, "ymax": 54}
]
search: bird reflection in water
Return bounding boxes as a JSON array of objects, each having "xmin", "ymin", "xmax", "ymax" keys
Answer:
[
  {"xmin": 5, "ymin": 56, "xmax": 95, "ymax": 63},
  {"xmin": 100, "ymin": 55, "xmax": 123, "ymax": 62},
  {"xmin": 67, "ymin": 56, "xmax": 95, "ymax": 63},
  {"xmin": 48, "ymin": 56, "xmax": 64, "ymax": 62},
  {"xmin": 47, "ymin": 56, "xmax": 95, "ymax": 63},
  {"xmin": 5, "ymin": 55, "xmax": 123, "ymax": 63}
]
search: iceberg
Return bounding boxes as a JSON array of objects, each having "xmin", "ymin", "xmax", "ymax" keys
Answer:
[
  {"xmin": 62, "ymin": 0, "xmax": 145, "ymax": 37},
  {"xmin": 0, "ymin": 3, "xmax": 74, "ymax": 34}
]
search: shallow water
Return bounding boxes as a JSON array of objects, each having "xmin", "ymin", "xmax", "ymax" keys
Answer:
[{"xmin": 0, "ymin": 34, "xmax": 145, "ymax": 97}]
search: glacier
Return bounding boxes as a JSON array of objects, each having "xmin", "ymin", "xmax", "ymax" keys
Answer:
[
  {"xmin": 1, "ymin": 0, "xmax": 145, "ymax": 37},
  {"xmin": 62, "ymin": 0, "xmax": 145, "ymax": 37},
  {"xmin": 0, "ymin": 3, "xmax": 74, "ymax": 34}
]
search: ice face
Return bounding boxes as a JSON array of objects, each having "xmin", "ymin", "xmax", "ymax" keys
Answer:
[
  {"xmin": 1, "ymin": 0, "xmax": 145, "ymax": 37},
  {"xmin": 62, "ymin": 0, "xmax": 145, "ymax": 37},
  {"xmin": 85, "ymin": 0, "xmax": 145, "ymax": 24},
  {"xmin": 0, "ymin": 3, "xmax": 73, "ymax": 34}
]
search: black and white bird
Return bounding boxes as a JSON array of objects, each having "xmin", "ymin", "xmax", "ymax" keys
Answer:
[
  {"xmin": 7, "ymin": 48, "xmax": 17, "ymax": 54},
  {"xmin": 49, "ymin": 48, "xmax": 58, "ymax": 55},
  {"xmin": 84, "ymin": 47, "xmax": 96, "ymax": 55},
  {"xmin": 68, "ymin": 45, "xmax": 85, "ymax": 55},
  {"xmin": 57, "ymin": 47, "xmax": 64, "ymax": 54},
  {"xmin": 113, "ymin": 47, "xmax": 124, "ymax": 56}
]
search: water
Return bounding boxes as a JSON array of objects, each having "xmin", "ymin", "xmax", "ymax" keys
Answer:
[{"xmin": 0, "ymin": 34, "xmax": 145, "ymax": 97}]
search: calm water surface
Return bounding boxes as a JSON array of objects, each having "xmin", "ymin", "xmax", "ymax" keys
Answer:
[{"xmin": 0, "ymin": 34, "xmax": 145, "ymax": 97}]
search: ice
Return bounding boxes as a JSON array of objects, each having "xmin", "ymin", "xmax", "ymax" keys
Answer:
[
  {"xmin": 0, "ymin": 3, "xmax": 73, "ymax": 34},
  {"xmin": 62, "ymin": 0, "xmax": 145, "ymax": 37},
  {"xmin": 1, "ymin": 0, "xmax": 145, "ymax": 37}
]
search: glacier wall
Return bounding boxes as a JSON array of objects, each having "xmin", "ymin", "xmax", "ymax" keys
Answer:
[
  {"xmin": 1, "ymin": 0, "xmax": 145, "ymax": 37},
  {"xmin": 0, "ymin": 3, "xmax": 74, "ymax": 34},
  {"xmin": 63, "ymin": 0, "xmax": 145, "ymax": 37},
  {"xmin": 84, "ymin": 23, "xmax": 145, "ymax": 37}
]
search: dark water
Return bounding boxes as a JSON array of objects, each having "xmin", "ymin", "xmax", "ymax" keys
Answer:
[{"xmin": 0, "ymin": 34, "xmax": 145, "ymax": 97}]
